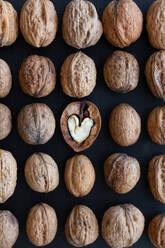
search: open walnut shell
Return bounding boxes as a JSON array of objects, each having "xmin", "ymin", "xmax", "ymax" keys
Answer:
[{"xmin": 60, "ymin": 101, "xmax": 101, "ymax": 152}]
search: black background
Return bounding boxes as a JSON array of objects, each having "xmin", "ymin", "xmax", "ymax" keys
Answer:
[{"xmin": 0, "ymin": 0, "xmax": 163, "ymax": 247}]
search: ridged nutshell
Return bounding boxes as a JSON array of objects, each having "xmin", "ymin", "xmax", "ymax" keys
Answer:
[
  {"xmin": 0, "ymin": 59, "xmax": 12, "ymax": 98},
  {"xmin": 0, "ymin": 104, "xmax": 12, "ymax": 141}
]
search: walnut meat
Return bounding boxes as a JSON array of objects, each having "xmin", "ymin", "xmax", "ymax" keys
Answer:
[
  {"xmin": 0, "ymin": 59, "xmax": 12, "ymax": 98},
  {"xmin": 0, "ymin": 0, "xmax": 18, "ymax": 47},
  {"xmin": 109, "ymin": 103, "xmax": 141, "ymax": 146},
  {"xmin": 62, "ymin": 0, "xmax": 103, "ymax": 49},
  {"xmin": 102, "ymin": 0, "xmax": 143, "ymax": 48},
  {"xmin": 104, "ymin": 51, "xmax": 139, "ymax": 93},
  {"xmin": 19, "ymin": 55, "xmax": 56, "ymax": 98},
  {"xmin": 60, "ymin": 52, "xmax": 96, "ymax": 98},
  {"xmin": 25, "ymin": 152, "xmax": 59, "ymax": 193},
  {"xmin": 0, "ymin": 104, "xmax": 12, "ymax": 140},
  {"xmin": 0, "ymin": 210, "xmax": 19, "ymax": 248},
  {"xmin": 20, "ymin": 0, "xmax": 58, "ymax": 48},
  {"xmin": 64, "ymin": 155, "xmax": 95, "ymax": 197},
  {"xmin": 104, "ymin": 153, "xmax": 140, "ymax": 194},
  {"xmin": 102, "ymin": 204, "xmax": 145, "ymax": 248},
  {"xmin": 26, "ymin": 203, "xmax": 58, "ymax": 246},
  {"xmin": 17, "ymin": 103, "xmax": 55, "ymax": 145},
  {"xmin": 65, "ymin": 205, "xmax": 99, "ymax": 247}
]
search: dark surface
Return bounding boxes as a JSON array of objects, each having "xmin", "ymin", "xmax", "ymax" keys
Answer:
[{"xmin": 0, "ymin": 0, "xmax": 162, "ymax": 247}]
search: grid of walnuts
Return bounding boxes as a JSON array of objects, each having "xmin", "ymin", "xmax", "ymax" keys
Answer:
[{"xmin": 0, "ymin": 0, "xmax": 165, "ymax": 247}]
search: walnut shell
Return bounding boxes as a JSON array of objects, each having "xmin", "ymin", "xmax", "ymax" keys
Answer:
[
  {"xmin": 26, "ymin": 203, "xmax": 58, "ymax": 246},
  {"xmin": 147, "ymin": 106, "xmax": 165, "ymax": 145},
  {"xmin": 109, "ymin": 103, "xmax": 141, "ymax": 146},
  {"xmin": 104, "ymin": 51, "xmax": 139, "ymax": 93},
  {"xmin": 60, "ymin": 52, "xmax": 96, "ymax": 98},
  {"xmin": 65, "ymin": 205, "xmax": 99, "ymax": 247},
  {"xmin": 17, "ymin": 103, "xmax": 55, "ymax": 145},
  {"xmin": 0, "ymin": 0, "xmax": 18, "ymax": 47},
  {"xmin": 0, "ymin": 59, "xmax": 12, "ymax": 98},
  {"xmin": 102, "ymin": 0, "xmax": 143, "ymax": 48},
  {"xmin": 102, "ymin": 204, "xmax": 145, "ymax": 248},
  {"xmin": 20, "ymin": 0, "xmax": 58, "ymax": 48},
  {"xmin": 19, "ymin": 55, "xmax": 56, "ymax": 98},
  {"xmin": 104, "ymin": 153, "xmax": 140, "ymax": 194},
  {"xmin": 0, "ymin": 210, "xmax": 19, "ymax": 248},
  {"xmin": 64, "ymin": 155, "xmax": 95, "ymax": 197},
  {"xmin": 62, "ymin": 0, "xmax": 103, "ymax": 49},
  {"xmin": 0, "ymin": 104, "xmax": 12, "ymax": 140}
]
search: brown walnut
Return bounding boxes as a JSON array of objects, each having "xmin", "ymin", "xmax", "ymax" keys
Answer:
[
  {"xmin": 65, "ymin": 205, "xmax": 99, "ymax": 247},
  {"xmin": 17, "ymin": 103, "xmax": 55, "ymax": 145},
  {"xmin": 20, "ymin": 0, "xmax": 58, "ymax": 48},
  {"xmin": 101, "ymin": 204, "xmax": 145, "ymax": 248},
  {"xmin": 19, "ymin": 55, "xmax": 56, "ymax": 98},
  {"xmin": 102, "ymin": 0, "xmax": 143, "ymax": 48},
  {"xmin": 62, "ymin": 0, "xmax": 103, "ymax": 49},
  {"xmin": 60, "ymin": 52, "xmax": 96, "ymax": 98},
  {"xmin": 109, "ymin": 103, "xmax": 141, "ymax": 146},
  {"xmin": 0, "ymin": 59, "xmax": 12, "ymax": 98},
  {"xmin": 0, "ymin": 104, "xmax": 12, "ymax": 140}
]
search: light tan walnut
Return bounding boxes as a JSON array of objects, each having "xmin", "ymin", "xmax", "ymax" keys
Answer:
[
  {"xmin": 0, "ymin": 59, "xmax": 12, "ymax": 98},
  {"xmin": 0, "ymin": 104, "xmax": 12, "ymax": 140}
]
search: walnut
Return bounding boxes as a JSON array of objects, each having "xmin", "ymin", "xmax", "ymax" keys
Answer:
[
  {"xmin": 60, "ymin": 52, "xmax": 96, "ymax": 98},
  {"xmin": 102, "ymin": 204, "xmax": 145, "ymax": 248},
  {"xmin": 19, "ymin": 55, "xmax": 56, "ymax": 98},
  {"xmin": 0, "ymin": 0, "xmax": 18, "ymax": 47},
  {"xmin": 17, "ymin": 103, "xmax": 55, "ymax": 145},
  {"xmin": 147, "ymin": 106, "xmax": 165, "ymax": 145},
  {"xmin": 60, "ymin": 101, "xmax": 101, "ymax": 152},
  {"xmin": 102, "ymin": 0, "xmax": 143, "ymax": 48},
  {"xmin": 25, "ymin": 152, "xmax": 59, "ymax": 193},
  {"xmin": 65, "ymin": 205, "xmax": 99, "ymax": 247},
  {"xmin": 109, "ymin": 103, "xmax": 141, "ymax": 146},
  {"xmin": 104, "ymin": 153, "xmax": 140, "ymax": 194},
  {"xmin": 104, "ymin": 51, "xmax": 139, "ymax": 93},
  {"xmin": 0, "ymin": 59, "xmax": 12, "ymax": 98},
  {"xmin": 62, "ymin": 0, "xmax": 103, "ymax": 49},
  {"xmin": 26, "ymin": 203, "xmax": 58, "ymax": 246},
  {"xmin": 64, "ymin": 155, "xmax": 95, "ymax": 197},
  {"xmin": 0, "ymin": 210, "xmax": 19, "ymax": 248},
  {"xmin": 20, "ymin": 0, "xmax": 58, "ymax": 48},
  {"xmin": 0, "ymin": 104, "xmax": 12, "ymax": 140}
]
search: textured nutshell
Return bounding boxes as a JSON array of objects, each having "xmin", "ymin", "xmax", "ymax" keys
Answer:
[
  {"xmin": 65, "ymin": 205, "xmax": 99, "ymax": 247},
  {"xmin": 146, "ymin": 0, "xmax": 165, "ymax": 49},
  {"xmin": 0, "ymin": 0, "xmax": 18, "ymax": 47},
  {"xmin": 19, "ymin": 55, "xmax": 56, "ymax": 98},
  {"xmin": 64, "ymin": 155, "xmax": 95, "ymax": 197},
  {"xmin": 109, "ymin": 103, "xmax": 141, "ymax": 146},
  {"xmin": 0, "ymin": 210, "xmax": 19, "ymax": 248},
  {"xmin": 62, "ymin": 0, "xmax": 103, "ymax": 49},
  {"xmin": 60, "ymin": 101, "xmax": 101, "ymax": 152},
  {"xmin": 25, "ymin": 153, "xmax": 59, "ymax": 193},
  {"xmin": 60, "ymin": 52, "xmax": 96, "ymax": 98},
  {"xmin": 0, "ymin": 104, "xmax": 12, "ymax": 140},
  {"xmin": 26, "ymin": 203, "xmax": 58, "ymax": 246},
  {"xmin": 147, "ymin": 106, "xmax": 165, "ymax": 145},
  {"xmin": 17, "ymin": 103, "xmax": 55, "ymax": 145},
  {"xmin": 102, "ymin": 204, "xmax": 145, "ymax": 248},
  {"xmin": 104, "ymin": 51, "xmax": 139, "ymax": 93},
  {"xmin": 104, "ymin": 153, "xmax": 140, "ymax": 194},
  {"xmin": 20, "ymin": 0, "xmax": 58, "ymax": 48},
  {"xmin": 102, "ymin": 0, "xmax": 143, "ymax": 48},
  {"xmin": 0, "ymin": 59, "xmax": 12, "ymax": 98},
  {"xmin": 145, "ymin": 50, "xmax": 165, "ymax": 101}
]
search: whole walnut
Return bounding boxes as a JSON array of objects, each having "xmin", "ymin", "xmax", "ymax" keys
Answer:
[
  {"xmin": 64, "ymin": 155, "xmax": 95, "ymax": 197},
  {"xmin": 0, "ymin": 210, "xmax": 19, "ymax": 248},
  {"xmin": 0, "ymin": 59, "xmax": 12, "ymax": 98},
  {"xmin": 61, "ymin": 52, "xmax": 96, "ymax": 98},
  {"xmin": 20, "ymin": 0, "xmax": 58, "ymax": 48},
  {"xmin": 147, "ymin": 106, "xmax": 165, "ymax": 145},
  {"xmin": 25, "ymin": 152, "xmax": 59, "ymax": 193},
  {"xmin": 0, "ymin": 104, "xmax": 12, "ymax": 140},
  {"xmin": 62, "ymin": 0, "xmax": 103, "ymax": 49},
  {"xmin": 26, "ymin": 203, "xmax": 58, "ymax": 246},
  {"xmin": 102, "ymin": 204, "xmax": 145, "ymax": 248},
  {"xmin": 17, "ymin": 103, "xmax": 55, "ymax": 145},
  {"xmin": 0, "ymin": 0, "xmax": 18, "ymax": 47},
  {"xmin": 65, "ymin": 205, "xmax": 99, "ymax": 247},
  {"xmin": 104, "ymin": 51, "xmax": 139, "ymax": 93},
  {"xmin": 102, "ymin": 0, "xmax": 143, "ymax": 48},
  {"xmin": 109, "ymin": 103, "xmax": 141, "ymax": 146},
  {"xmin": 19, "ymin": 55, "xmax": 56, "ymax": 98},
  {"xmin": 104, "ymin": 153, "xmax": 140, "ymax": 194}
]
